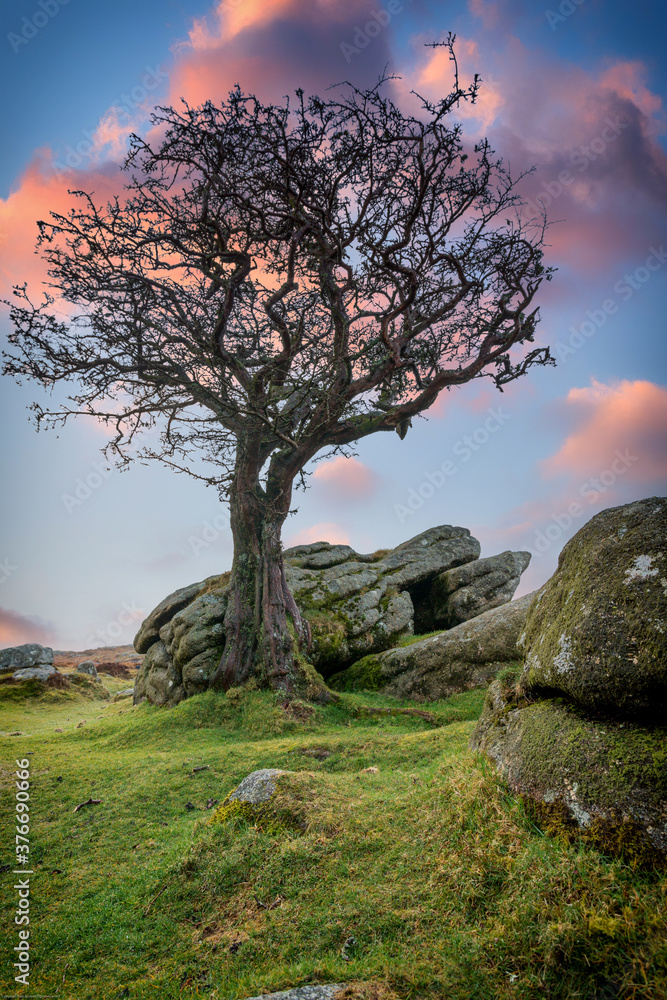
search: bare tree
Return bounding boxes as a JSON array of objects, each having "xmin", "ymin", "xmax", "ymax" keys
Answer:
[{"xmin": 3, "ymin": 43, "xmax": 554, "ymax": 699}]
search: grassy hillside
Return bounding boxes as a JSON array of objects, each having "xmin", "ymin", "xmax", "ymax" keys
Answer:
[
  {"xmin": 53, "ymin": 644, "xmax": 143, "ymax": 670},
  {"xmin": 0, "ymin": 679, "xmax": 665, "ymax": 1000}
]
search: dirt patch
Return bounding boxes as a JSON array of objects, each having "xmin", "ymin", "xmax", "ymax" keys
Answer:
[
  {"xmin": 46, "ymin": 673, "xmax": 70, "ymax": 690},
  {"xmin": 334, "ymin": 983, "xmax": 402, "ymax": 1000},
  {"xmin": 95, "ymin": 662, "xmax": 134, "ymax": 679}
]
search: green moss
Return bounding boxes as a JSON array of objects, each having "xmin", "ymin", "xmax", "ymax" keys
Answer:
[
  {"xmin": 304, "ymin": 610, "xmax": 349, "ymax": 671},
  {"xmin": 209, "ymin": 796, "xmax": 295, "ymax": 835},
  {"xmin": 519, "ymin": 501, "xmax": 667, "ymax": 716},
  {"xmin": 519, "ymin": 700, "xmax": 667, "ymax": 802},
  {"xmin": 527, "ymin": 799, "xmax": 663, "ymax": 869},
  {"xmin": 0, "ymin": 674, "xmax": 111, "ymax": 704},
  {"xmin": 209, "ymin": 772, "xmax": 323, "ymax": 836},
  {"xmin": 474, "ymin": 697, "xmax": 667, "ymax": 866},
  {"xmin": 398, "ymin": 629, "xmax": 445, "ymax": 647},
  {"xmin": 328, "ymin": 653, "xmax": 384, "ymax": 692}
]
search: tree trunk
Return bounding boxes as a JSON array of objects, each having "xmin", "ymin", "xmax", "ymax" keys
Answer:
[{"xmin": 210, "ymin": 440, "xmax": 331, "ymax": 702}]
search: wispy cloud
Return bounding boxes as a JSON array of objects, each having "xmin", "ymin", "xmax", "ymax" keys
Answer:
[{"xmin": 0, "ymin": 607, "xmax": 58, "ymax": 649}]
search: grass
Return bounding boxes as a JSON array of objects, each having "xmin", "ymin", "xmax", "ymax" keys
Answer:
[
  {"xmin": 397, "ymin": 630, "xmax": 447, "ymax": 647},
  {"xmin": 0, "ymin": 678, "xmax": 665, "ymax": 1000}
]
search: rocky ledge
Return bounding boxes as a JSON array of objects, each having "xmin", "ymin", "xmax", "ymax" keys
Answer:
[{"xmin": 133, "ymin": 525, "xmax": 531, "ymax": 707}]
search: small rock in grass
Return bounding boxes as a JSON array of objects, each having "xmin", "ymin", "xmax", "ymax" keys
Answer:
[
  {"xmin": 243, "ymin": 986, "xmax": 347, "ymax": 1000},
  {"xmin": 76, "ymin": 661, "xmax": 98, "ymax": 677},
  {"xmin": 228, "ymin": 768, "xmax": 289, "ymax": 805}
]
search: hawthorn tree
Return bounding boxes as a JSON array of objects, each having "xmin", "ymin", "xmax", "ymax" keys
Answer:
[{"xmin": 3, "ymin": 45, "xmax": 554, "ymax": 699}]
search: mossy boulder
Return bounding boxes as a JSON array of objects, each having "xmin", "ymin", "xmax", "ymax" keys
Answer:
[
  {"xmin": 285, "ymin": 525, "xmax": 481, "ymax": 667},
  {"xmin": 0, "ymin": 643, "xmax": 54, "ymax": 674},
  {"xmin": 519, "ymin": 497, "xmax": 667, "ymax": 717},
  {"xmin": 134, "ymin": 639, "xmax": 186, "ymax": 706},
  {"xmin": 331, "ymin": 591, "xmax": 537, "ymax": 698},
  {"xmin": 430, "ymin": 549, "xmax": 532, "ymax": 627},
  {"xmin": 133, "ymin": 525, "xmax": 499, "ymax": 705},
  {"xmin": 210, "ymin": 768, "xmax": 338, "ymax": 835},
  {"xmin": 134, "ymin": 587, "xmax": 228, "ymax": 705},
  {"xmin": 75, "ymin": 660, "xmax": 98, "ymax": 677},
  {"xmin": 471, "ymin": 689, "xmax": 667, "ymax": 863},
  {"xmin": 134, "ymin": 578, "xmax": 220, "ymax": 654}
]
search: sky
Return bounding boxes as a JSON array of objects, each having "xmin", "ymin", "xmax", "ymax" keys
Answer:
[{"xmin": 0, "ymin": 0, "xmax": 666, "ymax": 650}]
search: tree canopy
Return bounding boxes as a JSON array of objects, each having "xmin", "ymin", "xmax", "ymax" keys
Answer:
[{"xmin": 3, "ymin": 43, "xmax": 554, "ymax": 697}]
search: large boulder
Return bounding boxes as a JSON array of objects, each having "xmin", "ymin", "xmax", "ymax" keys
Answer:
[
  {"xmin": 134, "ymin": 578, "xmax": 220, "ymax": 653},
  {"xmin": 330, "ymin": 591, "xmax": 537, "ymax": 699},
  {"xmin": 0, "ymin": 643, "xmax": 54, "ymax": 674},
  {"xmin": 519, "ymin": 497, "xmax": 667, "ymax": 717},
  {"xmin": 133, "ymin": 525, "xmax": 487, "ymax": 705},
  {"xmin": 471, "ymin": 674, "xmax": 667, "ymax": 862},
  {"xmin": 472, "ymin": 498, "xmax": 667, "ymax": 864},
  {"xmin": 133, "ymin": 639, "xmax": 186, "ymax": 706},
  {"xmin": 134, "ymin": 582, "xmax": 228, "ymax": 705},
  {"xmin": 430, "ymin": 550, "xmax": 531, "ymax": 628},
  {"xmin": 284, "ymin": 525, "xmax": 481, "ymax": 663}
]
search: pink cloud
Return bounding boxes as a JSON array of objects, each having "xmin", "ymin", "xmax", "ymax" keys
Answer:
[
  {"xmin": 167, "ymin": 0, "xmax": 393, "ymax": 111},
  {"xmin": 467, "ymin": 0, "xmax": 502, "ymax": 29},
  {"xmin": 475, "ymin": 472, "xmax": 658, "ymax": 598},
  {"xmin": 287, "ymin": 522, "xmax": 350, "ymax": 546},
  {"xmin": 541, "ymin": 379, "xmax": 667, "ymax": 482},
  {"xmin": 405, "ymin": 31, "xmax": 667, "ymax": 275},
  {"xmin": 0, "ymin": 607, "xmax": 58, "ymax": 649},
  {"xmin": 471, "ymin": 380, "xmax": 667, "ymax": 586},
  {"xmin": 409, "ymin": 35, "xmax": 504, "ymax": 132},
  {"xmin": 0, "ymin": 0, "xmax": 397, "ymax": 301},
  {"xmin": 313, "ymin": 456, "xmax": 377, "ymax": 499},
  {"xmin": 0, "ymin": 151, "xmax": 122, "ymax": 296}
]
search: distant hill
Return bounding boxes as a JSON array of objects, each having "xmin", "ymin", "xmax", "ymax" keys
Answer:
[{"xmin": 53, "ymin": 644, "xmax": 143, "ymax": 670}]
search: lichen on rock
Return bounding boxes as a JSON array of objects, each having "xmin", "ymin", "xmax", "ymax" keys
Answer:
[
  {"xmin": 519, "ymin": 496, "xmax": 667, "ymax": 717},
  {"xmin": 331, "ymin": 591, "xmax": 537, "ymax": 698},
  {"xmin": 472, "ymin": 497, "xmax": 667, "ymax": 865},
  {"xmin": 209, "ymin": 768, "xmax": 337, "ymax": 836},
  {"xmin": 132, "ymin": 524, "xmax": 533, "ymax": 706},
  {"xmin": 430, "ymin": 549, "xmax": 532, "ymax": 628},
  {"xmin": 471, "ymin": 692, "xmax": 667, "ymax": 864}
]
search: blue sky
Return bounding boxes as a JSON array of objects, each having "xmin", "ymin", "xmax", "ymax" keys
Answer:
[{"xmin": 1, "ymin": 0, "xmax": 665, "ymax": 649}]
